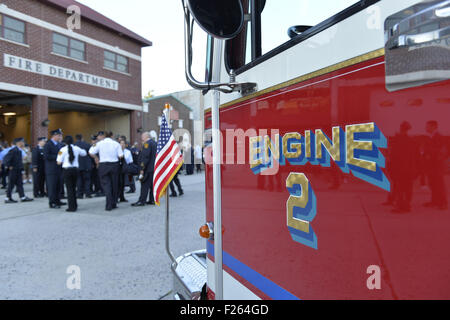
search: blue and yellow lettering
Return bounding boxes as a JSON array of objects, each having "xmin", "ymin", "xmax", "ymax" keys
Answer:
[
  {"xmin": 346, "ymin": 123, "xmax": 390, "ymax": 191},
  {"xmin": 282, "ymin": 132, "xmax": 306, "ymax": 165},
  {"xmin": 286, "ymin": 173, "xmax": 318, "ymax": 250},
  {"xmin": 315, "ymin": 127, "xmax": 349, "ymax": 173},
  {"xmin": 250, "ymin": 136, "xmax": 265, "ymax": 174},
  {"xmin": 305, "ymin": 130, "xmax": 318, "ymax": 165},
  {"xmin": 264, "ymin": 134, "xmax": 283, "ymax": 168}
]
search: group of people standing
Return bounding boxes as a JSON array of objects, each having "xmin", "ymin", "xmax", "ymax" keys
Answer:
[{"xmin": 1, "ymin": 129, "xmax": 186, "ymax": 213}]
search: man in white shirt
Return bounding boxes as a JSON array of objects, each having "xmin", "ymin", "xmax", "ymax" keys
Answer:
[
  {"xmin": 89, "ymin": 131, "xmax": 124, "ymax": 211},
  {"xmin": 194, "ymin": 144, "xmax": 203, "ymax": 173}
]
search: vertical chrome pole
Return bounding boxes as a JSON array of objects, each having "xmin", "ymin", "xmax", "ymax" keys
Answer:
[
  {"xmin": 166, "ymin": 189, "xmax": 176, "ymax": 265},
  {"xmin": 212, "ymin": 38, "xmax": 224, "ymax": 300},
  {"xmin": 164, "ymin": 105, "xmax": 177, "ymax": 266}
]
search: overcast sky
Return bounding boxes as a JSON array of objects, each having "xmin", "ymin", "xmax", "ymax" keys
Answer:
[
  {"xmin": 76, "ymin": 0, "xmax": 359, "ymax": 98},
  {"xmin": 76, "ymin": 0, "xmax": 206, "ymax": 98}
]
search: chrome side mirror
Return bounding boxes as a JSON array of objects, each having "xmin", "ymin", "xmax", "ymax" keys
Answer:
[
  {"xmin": 182, "ymin": 0, "xmax": 257, "ymax": 94},
  {"xmin": 187, "ymin": 0, "xmax": 244, "ymax": 40}
]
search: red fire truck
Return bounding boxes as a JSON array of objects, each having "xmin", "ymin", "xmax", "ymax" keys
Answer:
[{"xmin": 170, "ymin": 0, "xmax": 450, "ymax": 300}]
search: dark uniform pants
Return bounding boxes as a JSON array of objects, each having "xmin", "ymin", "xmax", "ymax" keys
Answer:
[
  {"xmin": 33, "ymin": 169, "xmax": 46, "ymax": 197},
  {"xmin": 138, "ymin": 171, "xmax": 155, "ymax": 203},
  {"xmin": 118, "ymin": 172, "xmax": 127, "ymax": 201},
  {"xmin": 91, "ymin": 167, "xmax": 103, "ymax": 194},
  {"xmin": 63, "ymin": 168, "xmax": 78, "ymax": 211},
  {"xmin": 428, "ymin": 170, "xmax": 447, "ymax": 207},
  {"xmin": 126, "ymin": 175, "xmax": 136, "ymax": 192},
  {"xmin": 77, "ymin": 169, "xmax": 92, "ymax": 197},
  {"xmin": 47, "ymin": 172, "xmax": 62, "ymax": 206},
  {"xmin": 60, "ymin": 173, "xmax": 65, "ymax": 198},
  {"xmin": 1, "ymin": 164, "xmax": 7, "ymax": 188},
  {"xmin": 98, "ymin": 162, "xmax": 119, "ymax": 210},
  {"xmin": 169, "ymin": 171, "xmax": 183, "ymax": 195},
  {"xmin": 7, "ymin": 168, "xmax": 24, "ymax": 199}
]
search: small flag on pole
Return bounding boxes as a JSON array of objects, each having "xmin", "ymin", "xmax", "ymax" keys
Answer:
[{"xmin": 153, "ymin": 112, "xmax": 184, "ymax": 206}]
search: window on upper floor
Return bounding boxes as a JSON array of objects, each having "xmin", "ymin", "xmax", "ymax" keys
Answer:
[
  {"xmin": 0, "ymin": 14, "xmax": 26, "ymax": 44},
  {"xmin": 104, "ymin": 50, "xmax": 129, "ymax": 73},
  {"xmin": 52, "ymin": 32, "xmax": 86, "ymax": 61}
]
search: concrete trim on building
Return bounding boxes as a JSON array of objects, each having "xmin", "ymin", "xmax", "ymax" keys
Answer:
[
  {"xmin": 0, "ymin": 82, "xmax": 144, "ymax": 111},
  {"xmin": 144, "ymin": 94, "xmax": 194, "ymax": 111},
  {"xmin": 0, "ymin": 3, "xmax": 142, "ymax": 61}
]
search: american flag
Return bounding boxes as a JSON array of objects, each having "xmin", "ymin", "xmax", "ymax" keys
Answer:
[{"xmin": 153, "ymin": 113, "xmax": 184, "ymax": 206}]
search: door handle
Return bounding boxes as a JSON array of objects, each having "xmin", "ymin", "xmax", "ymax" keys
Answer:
[
  {"xmin": 384, "ymin": 0, "xmax": 450, "ymax": 91},
  {"xmin": 387, "ymin": 0, "xmax": 450, "ymax": 49},
  {"xmin": 392, "ymin": 25, "xmax": 450, "ymax": 48}
]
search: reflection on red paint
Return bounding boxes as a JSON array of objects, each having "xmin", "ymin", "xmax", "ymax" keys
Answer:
[
  {"xmin": 207, "ymin": 286, "xmax": 215, "ymax": 300},
  {"xmin": 205, "ymin": 57, "xmax": 450, "ymax": 299}
]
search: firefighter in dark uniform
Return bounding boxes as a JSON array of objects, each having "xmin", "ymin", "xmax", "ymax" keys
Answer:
[
  {"xmin": 32, "ymin": 137, "xmax": 47, "ymax": 198},
  {"xmin": 132, "ymin": 132, "xmax": 157, "ymax": 206},
  {"xmin": 4, "ymin": 138, "xmax": 34, "ymax": 204},
  {"xmin": 44, "ymin": 129, "xmax": 66, "ymax": 209},
  {"xmin": 75, "ymin": 134, "xmax": 93, "ymax": 199},
  {"xmin": 127, "ymin": 143, "xmax": 140, "ymax": 193},
  {"xmin": 424, "ymin": 120, "xmax": 448, "ymax": 210},
  {"xmin": 169, "ymin": 168, "xmax": 184, "ymax": 197}
]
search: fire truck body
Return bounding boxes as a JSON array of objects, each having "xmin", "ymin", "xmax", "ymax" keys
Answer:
[{"xmin": 174, "ymin": 0, "xmax": 450, "ymax": 300}]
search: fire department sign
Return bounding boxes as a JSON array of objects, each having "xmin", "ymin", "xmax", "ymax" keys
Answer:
[{"xmin": 3, "ymin": 53, "xmax": 119, "ymax": 91}]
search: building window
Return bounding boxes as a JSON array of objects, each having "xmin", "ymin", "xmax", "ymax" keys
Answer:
[
  {"xmin": 104, "ymin": 50, "xmax": 129, "ymax": 73},
  {"xmin": 0, "ymin": 14, "xmax": 26, "ymax": 44},
  {"xmin": 52, "ymin": 32, "xmax": 86, "ymax": 61}
]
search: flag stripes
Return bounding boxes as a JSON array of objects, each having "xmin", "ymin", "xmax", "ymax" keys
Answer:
[{"xmin": 153, "ymin": 114, "xmax": 184, "ymax": 205}]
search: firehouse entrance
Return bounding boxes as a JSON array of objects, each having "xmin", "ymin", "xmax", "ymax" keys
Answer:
[{"xmin": 0, "ymin": 91, "xmax": 131, "ymax": 146}]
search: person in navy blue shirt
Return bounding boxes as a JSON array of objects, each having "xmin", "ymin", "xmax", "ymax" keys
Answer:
[
  {"xmin": 44, "ymin": 129, "xmax": 66, "ymax": 209},
  {"xmin": 0, "ymin": 141, "xmax": 11, "ymax": 189},
  {"xmin": 131, "ymin": 132, "xmax": 157, "ymax": 207},
  {"xmin": 32, "ymin": 137, "xmax": 47, "ymax": 198},
  {"xmin": 3, "ymin": 138, "xmax": 33, "ymax": 204}
]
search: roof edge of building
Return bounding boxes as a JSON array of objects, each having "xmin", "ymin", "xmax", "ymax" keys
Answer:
[
  {"xmin": 37, "ymin": 0, "xmax": 153, "ymax": 47},
  {"xmin": 143, "ymin": 95, "xmax": 193, "ymax": 112}
]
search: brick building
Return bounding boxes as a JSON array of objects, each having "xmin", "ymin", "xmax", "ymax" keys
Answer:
[
  {"xmin": 0, "ymin": 0, "xmax": 152, "ymax": 146},
  {"xmin": 143, "ymin": 95, "xmax": 194, "ymax": 148}
]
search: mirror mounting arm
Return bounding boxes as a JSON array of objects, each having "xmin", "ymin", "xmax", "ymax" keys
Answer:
[{"xmin": 182, "ymin": 1, "xmax": 257, "ymax": 95}]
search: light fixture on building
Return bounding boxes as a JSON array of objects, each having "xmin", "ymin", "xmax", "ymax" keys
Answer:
[
  {"xmin": 41, "ymin": 119, "xmax": 50, "ymax": 127},
  {"xmin": 3, "ymin": 112, "xmax": 17, "ymax": 126}
]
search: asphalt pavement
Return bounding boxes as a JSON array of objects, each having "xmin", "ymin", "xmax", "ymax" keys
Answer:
[{"xmin": 0, "ymin": 172, "xmax": 206, "ymax": 300}]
